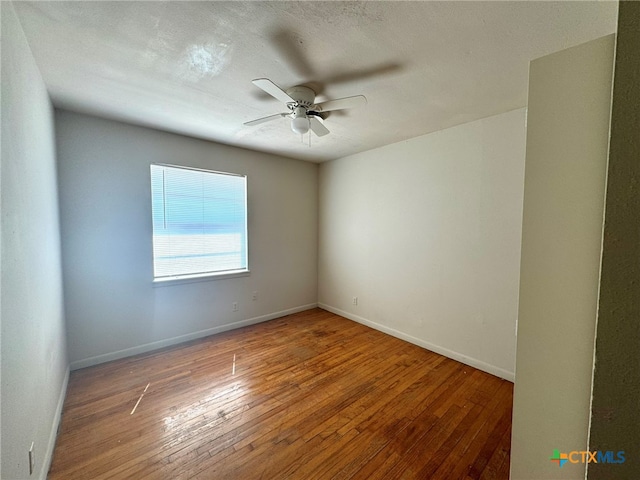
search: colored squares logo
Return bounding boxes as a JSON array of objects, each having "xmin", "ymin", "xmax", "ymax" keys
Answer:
[{"xmin": 550, "ymin": 449, "xmax": 569, "ymax": 467}]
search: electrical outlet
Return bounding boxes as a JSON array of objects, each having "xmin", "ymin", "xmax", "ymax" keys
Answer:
[
  {"xmin": 29, "ymin": 442, "xmax": 35, "ymax": 475},
  {"xmin": 352, "ymin": 297, "xmax": 358, "ymax": 306},
  {"xmin": 232, "ymin": 302, "xmax": 238, "ymax": 312},
  {"xmin": 252, "ymin": 291, "xmax": 258, "ymax": 301}
]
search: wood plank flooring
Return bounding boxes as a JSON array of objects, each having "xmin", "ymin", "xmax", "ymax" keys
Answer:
[{"xmin": 49, "ymin": 308, "xmax": 513, "ymax": 479}]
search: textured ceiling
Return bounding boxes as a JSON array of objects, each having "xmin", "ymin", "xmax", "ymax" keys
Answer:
[{"xmin": 14, "ymin": 1, "xmax": 617, "ymax": 162}]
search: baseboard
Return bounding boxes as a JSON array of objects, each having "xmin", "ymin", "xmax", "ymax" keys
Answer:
[
  {"xmin": 319, "ymin": 303, "xmax": 515, "ymax": 382},
  {"xmin": 40, "ymin": 366, "xmax": 70, "ymax": 480},
  {"xmin": 69, "ymin": 303, "xmax": 318, "ymax": 371}
]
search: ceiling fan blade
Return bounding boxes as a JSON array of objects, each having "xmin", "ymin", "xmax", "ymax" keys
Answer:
[
  {"xmin": 315, "ymin": 95, "xmax": 367, "ymax": 112},
  {"xmin": 309, "ymin": 117, "xmax": 330, "ymax": 137},
  {"xmin": 251, "ymin": 78, "xmax": 294, "ymax": 104},
  {"xmin": 244, "ymin": 112, "xmax": 288, "ymax": 126}
]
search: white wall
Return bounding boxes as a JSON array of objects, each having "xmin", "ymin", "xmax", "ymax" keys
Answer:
[
  {"xmin": 55, "ymin": 111, "xmax": 318, "ymax": 368},
  {"xmin": 1, "ymin": 3, "xmax": 69, "ymax": 479},
  {"xmin": 510, "ymin": 35, "xmax": 614, "ymax": 479},
  {"xmin": 318, "ymin": 109, "xmax": 526, "ymax": 380}
]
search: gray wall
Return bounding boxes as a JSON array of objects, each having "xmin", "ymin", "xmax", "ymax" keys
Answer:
[
  {"xmin": 510, "ymin": 35, "xmax": 614, "ymax": 479},
  {"xmin": 1, "ymin": 3, "xmax": 69, "ymax": 479},
  {"xmin": 588, "ymin": 2, "xmax": 640, "ymax": 477},
  {"xmin": 318, "ymin": 109, "xmax": 526, "ymax": 381},
  {"xmin": 55, "ymin": 111, "xmax": 318, "ymax": 368}
]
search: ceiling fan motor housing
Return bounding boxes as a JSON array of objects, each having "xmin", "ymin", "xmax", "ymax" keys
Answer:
[{"xmin": 286, "ymin": 86, "xmax": 316, "ymax": 107}]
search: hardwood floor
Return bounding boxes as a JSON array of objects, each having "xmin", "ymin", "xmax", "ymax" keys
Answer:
[{"xmin": 49, "ymin": 308, "xmax": 513, "ymax": 479}]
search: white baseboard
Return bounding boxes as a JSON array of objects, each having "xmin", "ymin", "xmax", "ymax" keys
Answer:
[
  {"xmin": 319, "ymin": 303, "xmax": 515, "ymax": 382},
  {"xmin": 41, "ymin": 366, "xmax": 70, "ymax": 480},
  {"xmin": 70, "ymin": 303, "xmax": 318, "ymax": 371}
]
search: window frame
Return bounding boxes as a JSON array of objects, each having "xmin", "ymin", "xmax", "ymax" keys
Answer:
[{"xmin": 150, "ymin": 163, "xmax": 249, "ymax": 285}]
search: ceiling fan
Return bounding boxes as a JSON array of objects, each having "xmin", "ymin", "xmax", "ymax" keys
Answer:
[{"xmin": 244, "ymin": 78, "xmax": 367, "ymax": 137}]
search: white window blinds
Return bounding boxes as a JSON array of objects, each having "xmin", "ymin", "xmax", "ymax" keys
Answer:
[{"xmin": 150, "ymin": 164, "xmax": 248, "ymax": 280}]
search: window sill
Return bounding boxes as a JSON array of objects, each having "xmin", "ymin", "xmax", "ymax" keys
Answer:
[{"xmin": 152, "ymin": 269, "xmax": 250, "ymax": 287}]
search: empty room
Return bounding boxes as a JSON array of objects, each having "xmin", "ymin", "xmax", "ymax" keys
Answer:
[{"xmin": 2, "ymin": 1, "xmax": 639, "ymax": 479}]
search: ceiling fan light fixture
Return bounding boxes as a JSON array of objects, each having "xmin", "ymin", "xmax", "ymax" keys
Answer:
[{"xmin": 291, "ymin": 107, "xmax": 310, "ymax": 134}]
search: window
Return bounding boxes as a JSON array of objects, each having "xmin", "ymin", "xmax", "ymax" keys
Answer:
[{"xmin": 150, "ymin": 164, "xmax": 248, "ymax": 281}]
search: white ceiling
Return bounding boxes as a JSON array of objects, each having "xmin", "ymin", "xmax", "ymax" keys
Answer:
[{"xmin": 14, "ymin": 1, "xmax": 617, "ymax": 163}]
